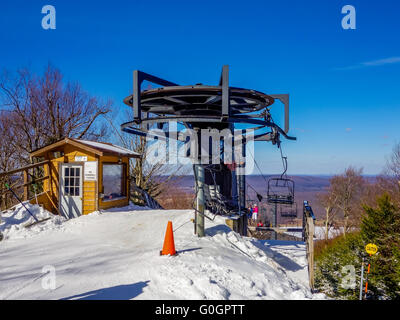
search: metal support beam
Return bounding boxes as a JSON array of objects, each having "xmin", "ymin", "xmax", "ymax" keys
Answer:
[
  {"xmin": 238, "ymin": 131, "xmax": 247, "ymax": 236},
  {"xmin": 270, "ymin": 94, "xmax": 290, "ymax": 134},
  {"xmin": 359, "ymin": 257, "xmax": 365, "ymax": 300},
  {"xmin": 273, "ymin": 202, "xmax": 278, "ymax": 240},
  {"xmin": 132, "ymin": 70, "xmax": 179, "ymax": 123},
  {"xmin": 229, "ymin": 125, "xmax": 239, "ymax": 210},
  {"xmin": 194, "ymin": 164, "xmax": 205, "ymax": 237},
  {"xmin": 133, "ymin": 70, "xmax": 141, "ymax": 121},
  {"xmin": 238, "ymin": 172, "xmax": 245, "ymax": 210},
  {"xmin": 238, "ymin": 131, "xmax": 246, "ymax": 210},
  {"xmin": 220, "ymin": 65, "xmax": 230, "ymax": 120}
]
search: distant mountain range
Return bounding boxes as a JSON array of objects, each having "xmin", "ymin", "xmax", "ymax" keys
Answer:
[
  {"xmin": 175, "ymin": 175, "xmax": 332, "ymax": 192},
  {"xmin": 171, "ymin": 174, "xmax": 377, "ymax": 220}
]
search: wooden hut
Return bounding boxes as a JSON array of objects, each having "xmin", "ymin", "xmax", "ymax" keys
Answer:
[{"xmin": 29, "ymin": 138, "xmax": 140, "ymax": 219}]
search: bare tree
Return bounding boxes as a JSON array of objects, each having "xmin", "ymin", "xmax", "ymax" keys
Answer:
[
  {"xmin": 0, "ymin": 64, "xmax": 111, "ymax": 165},
  {"xmin": 0, "ymin": 111, "xmax": 21, "ymax": 209},
  {"xmin": 385, "ymin": 142, "xmax": 400, "ymax": 180},
  {"xmin": 330, "ymin": 166, "xmax": 365, "ymax": 237},
  {"xmin": 129, "ymin": 132, "xmax": 188, "ymax": 204},
  {"xmin": 317, "ymin": 189, "xmax": 339, "ymax": 240},
  {"xmin": 103, "ymin": 112, "xmax": 189, "ymax": 206},
  {"xmin": 379, "ymin": 142, "xmax": 400, "ymax": 206}
]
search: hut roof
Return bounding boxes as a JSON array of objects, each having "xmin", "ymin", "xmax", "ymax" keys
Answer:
[{"xmin": 30, "ymin": 137, "xmax": 140, "ymax": 158}]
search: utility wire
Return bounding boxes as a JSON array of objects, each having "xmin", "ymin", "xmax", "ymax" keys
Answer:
[{"xmin": 247, "ymin": 147, "xmax": 269, "ymax": 185}]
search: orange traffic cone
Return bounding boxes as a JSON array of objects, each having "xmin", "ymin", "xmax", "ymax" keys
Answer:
[{"xmin": 160, "ymin": 221, "xmax": 177, "ymax": 256}]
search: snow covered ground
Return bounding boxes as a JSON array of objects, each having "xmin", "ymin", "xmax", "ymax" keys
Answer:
[
  {"xmin": 283, "ymin": 226, "xmax": 343, "ymax": 240},
  {"xmin": 0, "ymin": 203, "xmax": 326, "ymax": 300},
  {"xmin": 314, "ymin": 226, "xmax": 343, "ymax": 240}
]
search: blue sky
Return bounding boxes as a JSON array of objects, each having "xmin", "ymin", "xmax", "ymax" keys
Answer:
[{"xmin": 0, "ymin": 0, "xmax": 399, "ymax": 175}]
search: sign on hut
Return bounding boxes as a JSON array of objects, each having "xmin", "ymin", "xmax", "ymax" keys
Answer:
[{"xmin": 29, "ymin": 138, "xmax": 140, "ymax": 219}]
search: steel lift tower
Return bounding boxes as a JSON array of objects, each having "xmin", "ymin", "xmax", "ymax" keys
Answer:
[{"xmin": 121, "ymin": 65, "xmax": 296, "ymax": 237}]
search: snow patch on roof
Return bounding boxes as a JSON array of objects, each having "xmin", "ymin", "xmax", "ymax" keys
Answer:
[{"xmin": 77, "ymin": 139, "xmax": 139, "ymax": 156}]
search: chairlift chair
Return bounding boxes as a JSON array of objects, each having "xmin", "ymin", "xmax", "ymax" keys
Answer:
[
  {"xmin": 201, "ymin": 166, "xmax": 239, "ymax": 217},
  {"xmin": 279, "ymin": 202, "xmax": 298, "ymax": 218},
  {"xmin": 203, "ymin": 184, "xmax": 237, "ymax": 216},
  {"xmin": 267, "ymin": 177, "xmax": 295, "ymax": 205}
]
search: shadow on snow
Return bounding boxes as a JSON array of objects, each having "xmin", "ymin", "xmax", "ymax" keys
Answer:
[{"xmin": 61, "ymin": 281, "xmax": 150, "ymax": 300}]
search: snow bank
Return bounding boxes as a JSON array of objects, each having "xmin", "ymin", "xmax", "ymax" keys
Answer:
[
  {"xmin": 0, "ymin": 205, "xmax": 326, "ymax": 300},
  {"xmin": 314, "ymin": 226, "xmax": 343, "ymax": 240},
  {"xmin": 0, "ymin": 202, "xmax": 154, "ymax": 242},
  {"xmin": 284, "ymin": 226, "xmax": 344, "ymax": 240},
  {"xmin": 0, "ymin": 203, "xmax": 65, "ymax": 241}
]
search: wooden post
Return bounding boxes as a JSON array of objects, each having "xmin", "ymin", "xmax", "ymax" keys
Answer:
[
  {"xmin": 23, "ymin": 170, "xmax": 29, "ymax": 201},
  {"xmin": 4, "ymin": 192, "xmax": 8, "ymax": 210},
  {"xmin": 43, "ymin": 162, "xmax": 50, "ymax": 193},
  {"xmin": 308, "ymin": 217, "xmax": 314, "ymax": 290},
  {"xmin": 303, "ymin": 201, "xmax": 315, "ymax": 292},
  {"xmin": 308, "ymin": 216, "xmax": 315, "ymax": 291}
]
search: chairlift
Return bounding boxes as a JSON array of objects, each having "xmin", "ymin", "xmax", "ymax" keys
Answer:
[
  {"xmin": 266, "ymin": 149, "xmax": 295, "ymax": 205},
  {"xmin": 201, "ymin": 165, "xmax": 238, "ymax": 216},
  {"xmin": 279, "ymin": 202, "xmax": 297, "ymax": 218},
  {"xmin": 267, "ymin": 177, "xmax": 295, "ymax": 205}
]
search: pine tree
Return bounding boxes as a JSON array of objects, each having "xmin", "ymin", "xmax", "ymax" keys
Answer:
[
  {"xmin": 361, "ymin": 194, "xmax": 400, "ymax": 299},
  {"xmin": 314, "ymin": 232, "xmax": 363, "ymax": 299}
]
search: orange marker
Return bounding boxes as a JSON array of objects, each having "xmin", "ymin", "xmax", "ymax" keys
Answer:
[{"xmin": 160, "ymin": 221, "xmax": 177, "ymax": 256}]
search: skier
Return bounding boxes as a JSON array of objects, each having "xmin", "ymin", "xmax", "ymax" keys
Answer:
[
  {"xmin": 248, "ymin": 206, "xmax": 253, "ymax": 219},
  {"xmin": 247, "ymin": 205, "xmax": 253, "ymax": 226},
  {"xmin": 252, "ymin": 204, "xmax": 258, "ymax": 222}
]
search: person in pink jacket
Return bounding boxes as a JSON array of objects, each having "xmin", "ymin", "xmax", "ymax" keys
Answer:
[{"xmin": 252, "ymin": 204, "xmax": 259, "ymax": 221}]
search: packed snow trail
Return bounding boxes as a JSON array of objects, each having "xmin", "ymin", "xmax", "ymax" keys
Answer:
[{"xmin": 0, "ymin": 204, "xmax": 326, "ymax": 300}]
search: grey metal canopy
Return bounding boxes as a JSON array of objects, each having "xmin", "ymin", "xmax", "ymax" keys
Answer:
[{"xmin": 121, "ymin": 65, "xmax": 296, "ymax": 145}]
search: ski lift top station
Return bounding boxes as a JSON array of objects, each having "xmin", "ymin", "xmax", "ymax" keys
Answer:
[
  {"xmin": 122, "ymin": 65, "xmax": 296, "ymax": 237},
  {"xmin": 29, "ymin": 138, "xmax": 139, "ymax": 219}
]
